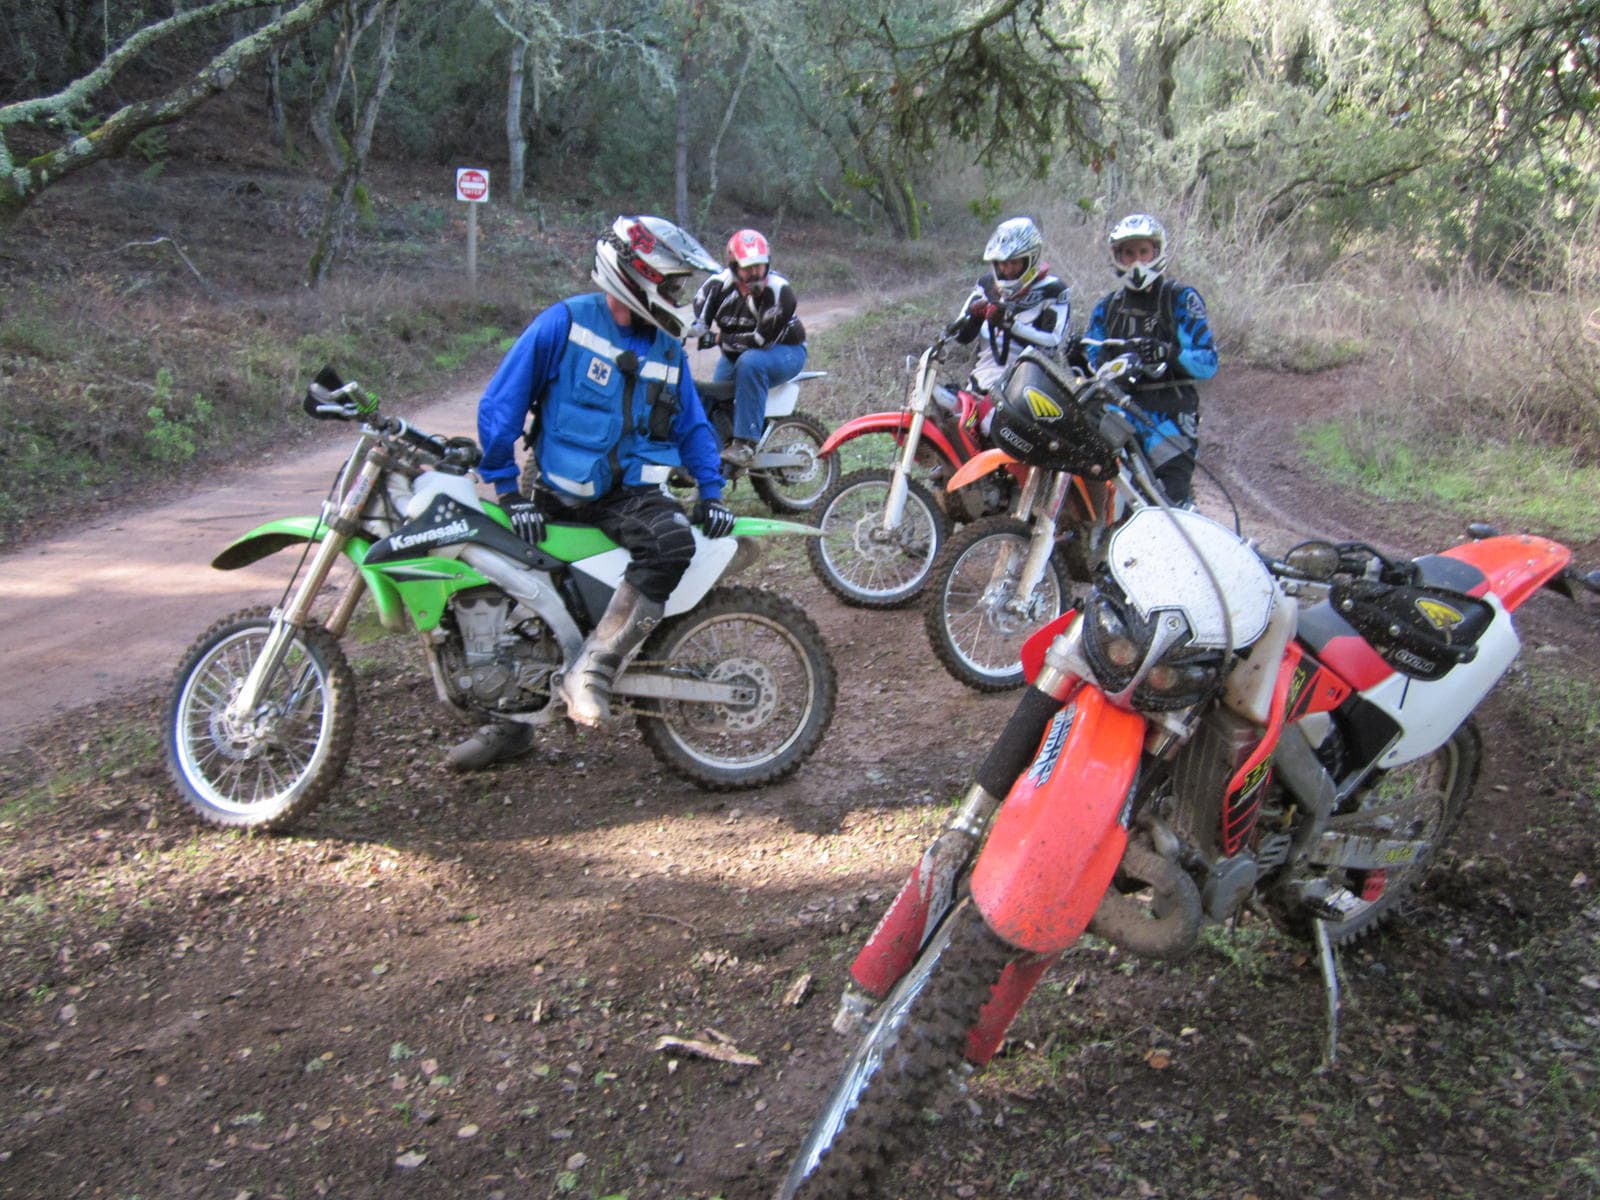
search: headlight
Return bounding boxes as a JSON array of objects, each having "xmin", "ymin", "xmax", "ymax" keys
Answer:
[
  {"xmin": 1081, "ymin": 580, "xmax": 1221, "ymax": 711},
  {"xmin": 1082, "ymin": 586, "xmax": 1152, "ymax": 692}
]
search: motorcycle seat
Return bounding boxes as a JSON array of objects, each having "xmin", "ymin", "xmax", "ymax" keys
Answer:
[
  {"xmin": 694, "ymin": 378, "xmax": 737, "ymax": 402},
  {"xmin": 1411, "ymin": 553, "xmax": 1487, "ymax": 596}
]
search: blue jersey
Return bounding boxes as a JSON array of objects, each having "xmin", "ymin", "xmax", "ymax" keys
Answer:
[
  {"xmin": 1085, "ymin": 281, "xmax": 1217, "ymax": 386},
  {"xmin": 477, "ymin": 295, "xmax": 723, "ymax": 502}
]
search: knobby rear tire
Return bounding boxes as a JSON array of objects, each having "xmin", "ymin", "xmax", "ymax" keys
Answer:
[
  {"xmin": 1276, "ymin": 720, "xmax": 1480, "ymax": 945},
  {"xmin": 163, "ymin": 606, "xmax": 357, "ymax": 832},
  {"xmin": 636, "ymin": 586, "xmax": 836, "ymax": 790},
  {"xmin": 777, "ymin": 901, "xmax": 1016, "ymax": 1199},
  {"xmin": 752, "ymin": 411, "xmax": 840, "ymax": 514}
]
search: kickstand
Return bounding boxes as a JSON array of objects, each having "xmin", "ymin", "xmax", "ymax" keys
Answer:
[{"xmin": 1313, "ymin": 918, "xmax": 1342, "ymax": 1070}]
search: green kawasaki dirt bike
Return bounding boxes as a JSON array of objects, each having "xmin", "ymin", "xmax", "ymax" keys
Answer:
[{"xmin": 162, "ymin": 368, "xmax": 837, "ymax": 831}]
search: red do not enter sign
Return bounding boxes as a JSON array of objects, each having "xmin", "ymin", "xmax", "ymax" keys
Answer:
[{"xmin": 455, "ymin": 168, "xmax": 489, "ymax": 202}]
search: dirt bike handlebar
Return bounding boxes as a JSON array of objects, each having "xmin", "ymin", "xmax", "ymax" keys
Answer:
[{"xmin": 302, "ymin": 367, "xmax": 479, "ymax": 470}]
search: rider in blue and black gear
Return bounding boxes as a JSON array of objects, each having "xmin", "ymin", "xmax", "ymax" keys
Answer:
[
  {"xmin": 1083, "ymin": 213, "xmax": 1217, "ymax": 506},
  {"xmin": 455, "ymin": 216, "xmax": 728, "ymax": 771}
]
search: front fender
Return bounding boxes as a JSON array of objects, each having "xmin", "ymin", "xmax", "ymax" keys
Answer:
[
  {"xmin": 948, "ymin": 448, "xmax": 1019, "ymax": 492},
  {"xmin": 210, "ymin": 516, "xmax": 406, "ymax": 631},
  {"xmin": 818, "ymin": 412, "xmax": 963, "ymax": 469},
  {"xmin": 971, "ymin": 686, "xmax": 1146, "ymax": 955}
]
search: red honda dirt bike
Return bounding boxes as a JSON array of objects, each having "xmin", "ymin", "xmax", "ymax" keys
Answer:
[
  {"xmin": 775, "ymin": 369, "xmax": 1597, "ymax": 1198},
  {"xmin": 806, "ymin": 334, "xmax": 1022, "ymax": 607}
]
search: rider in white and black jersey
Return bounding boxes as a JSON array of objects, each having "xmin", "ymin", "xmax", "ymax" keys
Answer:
[{"xmin": 948, "ymin": 216, "xmax": 1070, "ymax": 396}]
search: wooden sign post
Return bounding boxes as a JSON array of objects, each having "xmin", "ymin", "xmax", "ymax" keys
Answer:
[{"xmin": 455, "ymin": 167, "xmax": 490, "ymax": 289}]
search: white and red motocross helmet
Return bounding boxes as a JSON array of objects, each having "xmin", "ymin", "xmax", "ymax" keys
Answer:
[
  {"xmin": 726, "ymin": 228, "xmax": 771, "ymax": 272},
  {"xmin": 592, "ymin": 215, "xmax": 718, "ymax": 338}
]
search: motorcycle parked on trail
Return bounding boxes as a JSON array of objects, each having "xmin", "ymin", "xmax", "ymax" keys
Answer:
[
  {"xmin": 807, "ymin": 335, "xmax": 1021, "ymax": 608},
  {"xmin": 776, "ymin": 354, "xmax": 1597, "ymax": 1199},
  {"xmin": 162, "ymin": 368, "xmax": 837, "ymax": 832},
  {"xmin": 681, "ymin": 370, "xmax": 837, "ymax": 513},
  {"xmin": 922, "ymin": 348, "xmax": 1158, "ymax": 692}
]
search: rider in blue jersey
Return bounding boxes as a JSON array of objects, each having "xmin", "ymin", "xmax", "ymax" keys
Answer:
[
  {"xmin": 1083, "ymin": 213, "xmax": 1218, "ymax": 506},
  {"xmin": 451, "ymin": 216, "xmax": 730, "ymax": 770}
]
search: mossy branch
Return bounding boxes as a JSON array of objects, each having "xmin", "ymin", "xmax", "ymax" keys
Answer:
[{"xmin": 0, "ymin": 0, "xmax": 345, "ymax": 221}]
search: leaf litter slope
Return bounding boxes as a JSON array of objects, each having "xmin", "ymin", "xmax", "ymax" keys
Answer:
[{"xmin": 1, "ymin": 367, "xmax": 1598, "ymax": 1200}]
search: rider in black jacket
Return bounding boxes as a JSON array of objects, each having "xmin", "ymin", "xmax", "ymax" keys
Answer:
[{"xmin": 689, "ymin": 229, "xmax": 808, "ymax": 469}]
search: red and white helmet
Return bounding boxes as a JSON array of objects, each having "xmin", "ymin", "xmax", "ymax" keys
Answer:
[
  {"xmin": 592, "ymin": 215, "xmax": 718, "ymax": 338},
  {"xmin": 726, "ymin": 228, "xmax": 770, "ymax": 271}
]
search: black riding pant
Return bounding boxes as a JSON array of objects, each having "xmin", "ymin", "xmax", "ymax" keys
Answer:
[{"xmin": 567, "ymin": 485, "xmax": 697, "ymax": 603}]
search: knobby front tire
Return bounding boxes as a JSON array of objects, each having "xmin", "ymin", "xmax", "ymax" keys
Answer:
[
  {"xmin": 807, "ymin": 467, "xmax": 949, "ymax": 609},
  {"xmin": 924, "ymin": 516, "xmax": 1068, "ymax": 692},
  {"xmin": 777, "ymin": 901, "xmax": 1016, "ymax": 1199},
  {"xmin": 164, "ymin": 606, "xmax": 357, "ymax": 831}
]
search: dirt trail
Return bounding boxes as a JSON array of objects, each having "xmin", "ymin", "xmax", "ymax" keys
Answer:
[{"xmin": 0, "ymin": 300, "xmax": 860, "ymax": 749}]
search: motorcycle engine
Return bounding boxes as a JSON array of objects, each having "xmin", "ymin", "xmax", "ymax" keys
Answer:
[{"xmin": 434, "ymin": 587, "xmax": 561, "ymax": 712}]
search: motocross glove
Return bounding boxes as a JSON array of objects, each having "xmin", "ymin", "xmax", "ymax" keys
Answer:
[
  {"xmin": 967, "ymin": 297, "xmax": 1002, "ymax": 325},
  {"xmin": 693, "ymin": 497, "xmax": 736, "ymax": 539},
  {"xmin": 1133, "ymin": 337, "xmax": 1177, "ymax": 369},
  {"xmin": 499, "ymin": 493, "xmax": 546, "ymax": 544}
]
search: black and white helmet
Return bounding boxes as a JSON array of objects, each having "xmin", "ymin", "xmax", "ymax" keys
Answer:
[
  {"xmin": 983, "ymin": 217, "xmax": 1044, "ymax": 298},
  {"xmin": 1108, "ymin": 213, "xmax": 1169, "ymax": 292},
  {"xmin": 592, "ymin": 216, "xmax": 718, "ymax": 338}
]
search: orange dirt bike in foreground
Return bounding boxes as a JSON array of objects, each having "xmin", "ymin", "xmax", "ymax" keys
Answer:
[{"xmin": 776, "ymin": 375, "xmax": 1598, "ymax": 1197}]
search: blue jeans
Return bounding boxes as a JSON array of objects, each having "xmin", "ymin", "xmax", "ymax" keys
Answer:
[{"xmin": 713, "ymin": 343, "xmax": 808, "ymax": 443}]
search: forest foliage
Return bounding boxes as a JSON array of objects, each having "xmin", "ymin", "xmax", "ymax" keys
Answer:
[
  {"xmin": 3, "ymin": 0, "xmax": 1595, "ymax": 277},
  {"xmin": 1, "ymin": 0, "xmax": 1598, "ymax": 490}
]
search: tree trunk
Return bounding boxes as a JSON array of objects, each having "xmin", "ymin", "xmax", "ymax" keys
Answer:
[
  {"xmin": 266, "ymin": 4, "xmax": 288, "ymax": 150},
  {"xmin": 696, "ymin": 38, "xmax": 754, "ymax": 230},
  {"xmin": 506, "ymin": 38, "xmax": 527, "ymax": 205},
  {"xmin": 674, "ymin": 54, "xmax": 692, "ymax": 230},
  {"xmin": 308, "ymin": 0, "xmax": 400, "ymax": 287},
  {"xmin": 309, "ymin": 0, "xmax": 383, "ymax": 175}
]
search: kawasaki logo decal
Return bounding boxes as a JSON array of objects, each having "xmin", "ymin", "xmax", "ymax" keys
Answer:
[
  {"xmin": 1024, "ymin": 386, "xmax": 1062, "ymax": 420},
  {"xmin": 390, "ymin": 519, "xmax": 470, "ymax": 551}
]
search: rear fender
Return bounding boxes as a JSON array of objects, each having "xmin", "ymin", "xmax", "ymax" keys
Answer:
[
  {"xmin": 1440, "ymin": 534, "xmax": 1572, "ymax": 611},
  {"xmin": 211, "ymin": 517, "xmax": 405, "ymax": 632},
  {"xmin": 971, "ymin": 686, "xmax": 1145, "ymax": 955}
]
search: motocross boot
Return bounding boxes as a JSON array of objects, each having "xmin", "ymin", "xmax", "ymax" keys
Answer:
[
  {"xmin": 720, "ymin": 438, "xmax": 756, "ymax": 469},
  {"xmin": 558, "ymin": 581, "xmax": 664, "ymax": 728},
  {"xmin": 445, "ymin": 720, "xmax": 535, "ymax": 772}
]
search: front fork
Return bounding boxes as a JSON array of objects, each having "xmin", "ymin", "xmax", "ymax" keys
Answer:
[
  {"xmin": 834, "ymin": 640, "xmax": 1082, "ymax": 1036},
  {"xmin": 991, "ymin": 469, "xmax": 1071, "ymax": 615},
  {"xmin": 224, "ymin": 448, "xmax": 383, "ymax": 723}
]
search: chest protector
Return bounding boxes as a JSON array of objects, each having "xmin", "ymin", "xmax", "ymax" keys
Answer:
[
  {"xmin": 537, "ymin": 294, "xmax": 685, "ymax": 500},
  {"xmin": 1102, "ymin": 281, "xmax": 1198, "ymax": 415}
]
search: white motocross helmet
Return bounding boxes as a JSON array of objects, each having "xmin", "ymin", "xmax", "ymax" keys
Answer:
[
  {"xmin": 1108, "ymin": 213, "xmax": 1169, "ymax": 292},
  {"xmin": 592, "ymin": 215, "xmax": 718, "ymax": 338},
  {"xmin": 983, "ymin": 216, "xmax": 1044, "ymax": 298}
]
